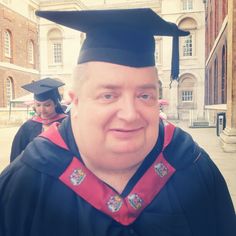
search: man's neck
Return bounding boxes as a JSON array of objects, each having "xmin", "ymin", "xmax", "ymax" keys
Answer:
[{"xmin": 84, "ymin": 161, "xmax": 142, "ymax": 194}]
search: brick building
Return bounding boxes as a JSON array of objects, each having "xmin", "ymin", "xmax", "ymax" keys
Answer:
[
  {"xmin": 205, "ymin": 0, "xmax": 236, "ymax": 152},
  {"xmin": 205, "ymin": 0, "xmax": 228, "ymax": 106},
  {"xmin": 0, "ymin": 1, "xmax": 39, "ymax": 108}
]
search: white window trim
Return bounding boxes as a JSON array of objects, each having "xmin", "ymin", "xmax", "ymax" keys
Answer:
[{"xmin": 52, "ymin": 42, "xmax": 63, "ymax": 64}]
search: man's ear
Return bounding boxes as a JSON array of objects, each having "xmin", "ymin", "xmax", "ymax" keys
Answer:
[{"xmin": 68, "ymin": 90, "xmax": 79, "ymax": 105}]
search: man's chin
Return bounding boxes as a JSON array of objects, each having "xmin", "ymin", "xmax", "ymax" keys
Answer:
[{"xmin": 109, "ymin": 143, "xmax": 145, "ymax": 155}]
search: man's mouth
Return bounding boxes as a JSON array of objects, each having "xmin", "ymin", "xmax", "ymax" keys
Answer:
[{"xmin": 109, "ymin": 127, "xmax": 143, "ymax": 138}]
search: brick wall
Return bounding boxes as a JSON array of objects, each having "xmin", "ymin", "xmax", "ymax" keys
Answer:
[
  {"xmin": 205, "ymin": 0, "xmax": 228, "ymax": 105},
  {"xmin": 0, "ymin": 68, "xmax": 38, "ymax": 107},
  {"xmin": 0, "ymin": 4, "xmax": 40, "ymax": 107}
]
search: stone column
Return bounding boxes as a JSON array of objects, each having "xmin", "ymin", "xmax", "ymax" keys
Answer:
[{"xmin": 220, "ymin": 0, "xmax": 236, "ymax": 152}]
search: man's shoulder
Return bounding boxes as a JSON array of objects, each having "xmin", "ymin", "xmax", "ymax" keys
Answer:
[{"xmin": 162, "ymin": 124, "xmax": 202, "ymax": 170}]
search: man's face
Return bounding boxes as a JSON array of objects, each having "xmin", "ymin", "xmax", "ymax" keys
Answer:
[{"xmin": 71, "ymin": 62, "xmax": 159, "ymax": 171}]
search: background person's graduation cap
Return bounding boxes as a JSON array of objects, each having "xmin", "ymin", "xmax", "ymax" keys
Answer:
[
  {"xmin": 22, "ymin": 78, "xmax": 64, "ymax": 102},
  {"xmin": 36, "ymin": 8, "xmax": 189, "ymax": 81}
]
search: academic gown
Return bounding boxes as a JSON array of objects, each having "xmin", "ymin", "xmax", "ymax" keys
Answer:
[
  {"xmin": 1, "ymin": 117, "xmax": 235, "ymax": 236},
  {"xmin": 9, "ymin": 113, "xmax": 67, "ymax": 162}
]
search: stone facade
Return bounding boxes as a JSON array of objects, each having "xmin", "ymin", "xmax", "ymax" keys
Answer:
[{"xmin": 160, "ymin": 0, "xmax": 206, "ymax": 121}]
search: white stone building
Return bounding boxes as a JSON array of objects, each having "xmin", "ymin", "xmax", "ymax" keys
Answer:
[{"xmin": 160, "ymin": 0, "xmax": 205, "ymax": 121}]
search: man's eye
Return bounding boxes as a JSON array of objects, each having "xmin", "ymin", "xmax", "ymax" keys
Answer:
[
  {"xmin": 141, "ymin": 94, "xmax": 150, "ymax": 99},
  {"xmin": 103, "ymin": 94, "xmax": 114, "ymax": 99},
  {"xmin": 138, "ymin": 94, "xmax": 152, "ymax": 100},
  {"xmin": 137, "ymin": 93, "xmax": 157, "ymax": 106}
]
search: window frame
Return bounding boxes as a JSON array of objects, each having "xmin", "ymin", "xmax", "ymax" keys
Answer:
[
  {"xmin": 4, "ymin": 30, "xmax": 12, "ymax": 58},
  {"xmin": 183, "ymin": 34, "xmax": 193, "ymax": 57},
  {"xmin": 6, "ymin": 77, "xmax": 14, "ymax": 107},
  {"xmin": 181, "ymin": 90, "xmax": 193, "ymax": 102},
  {"xmin": 28, "ymin": 40, "xmax": 34, "ymax": 64},
  {"xmin": 182, "ymin": 0, "xmax": 193, "ymax": 11},
  {"xmin": 52, "ymin": 42, "xmax": 63, "ymax": 64}
]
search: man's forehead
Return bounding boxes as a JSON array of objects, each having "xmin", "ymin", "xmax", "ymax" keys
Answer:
[
  {"xmin": 74, "ymin": 61, "xmax": 158, "ymax": 89},
  {"xmin": 84, "ymin": 61, "xmax": 157, "ymax": 73},
  {"xmin": 94, "ymin": 82, "xmax": 157, "ymax": 89}
]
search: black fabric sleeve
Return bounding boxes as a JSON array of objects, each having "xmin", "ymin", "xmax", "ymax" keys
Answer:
[
  {"xmin": 10, "ymin": 124, "xmax": 30, "ymax": 162},
  {"xmin": 10, "ymin": 121, "xmax": 42, "ymax": 162}
]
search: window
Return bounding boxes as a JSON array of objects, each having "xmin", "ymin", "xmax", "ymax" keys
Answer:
[
  {"xmin": 183, "ymin": 35, "xmax": 192, "ymax": 56},
  {"xmin": 4, "ymin": 30, "xmax": 11, "ymax": 58},
  {"xmin": 53, "ymin": 42, "xmax": 62, "ymax": 64},
  {"xmin": 178, "ymin": 76, "xmax": 195, "ymax": 106},
  {"xmin": 221, "ymin": 45, "xmax": 227, "ymax": 103},
  {"xmin": 28, "ymin": 40, "xmax": 34, "ymax": 64},
  {"xmin": 179, "ymin": 17, "xmax": 197, "ymax": 57},
  {"xmin": 214, "ymin": 58, "xmax": 218, "ymax": 104},
  {"xmin": 48, "ymin": 29, "xmax": 63, "ymax": 65},
  {"xmin": 6, "ymin": 77, "xmax": 14, "ymax": 107},
  {"xmin": 182, "ymin": 0, "xmax": 193, "ymax": 11},
  {"xmin": 182, "ymin": 91, "xmax": 193, "ymax": 101}
]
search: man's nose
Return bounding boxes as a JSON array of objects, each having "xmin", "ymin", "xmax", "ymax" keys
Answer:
[{"xmin": 116, "ymin": 97, "xmax": 139, "ymax": 122}]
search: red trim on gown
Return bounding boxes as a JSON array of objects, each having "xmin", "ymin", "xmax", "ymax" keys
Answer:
[{"xmin": 31, "ymin": 113, "xmax": 67, "ymax": 125}]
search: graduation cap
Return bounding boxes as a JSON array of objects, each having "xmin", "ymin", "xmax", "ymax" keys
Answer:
[
  {"xmin": 36, "ymin": 8, "xmax": 189, "ymax": 80},
  {"xmin": 22, "ymin": 78, "xmax": 65, "ymax": 102}
]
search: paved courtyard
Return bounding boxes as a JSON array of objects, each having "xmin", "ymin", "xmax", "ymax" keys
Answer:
[{"xmin": 0, "ymin": 121, "xmax": 236, "ymax": 209}]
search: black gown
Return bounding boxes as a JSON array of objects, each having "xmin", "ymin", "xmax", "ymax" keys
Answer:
[
  {"xmin": 10, "ymin": 113, "xmax": 67, "ymax": 162},
  {"xmin": 1, "ymin": 117, "xmax": 235, "ymax": 236}
]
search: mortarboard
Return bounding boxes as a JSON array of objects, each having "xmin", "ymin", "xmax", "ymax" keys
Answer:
[
  {"xmin": 22, "ymin": 78, "xmax": 65, "ymax": 102},
  {"xmin": 35, "ymin": 8, "xmax": 189, "ymax": 80}
]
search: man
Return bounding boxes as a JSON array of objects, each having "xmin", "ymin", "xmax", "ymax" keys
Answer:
[{"xmin": 0, "ymin": 9, "xmax": 235, "ymax": 236}]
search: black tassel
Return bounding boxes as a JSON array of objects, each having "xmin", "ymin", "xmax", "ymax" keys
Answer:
[{"xmin": 170, "ymin": 36, "xmax": 180, "ymax": 88}]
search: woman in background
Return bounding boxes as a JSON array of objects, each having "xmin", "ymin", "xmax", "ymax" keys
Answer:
[{"xmin": 10, "ymin": 78, "xmax": 67, "ymax": 162}]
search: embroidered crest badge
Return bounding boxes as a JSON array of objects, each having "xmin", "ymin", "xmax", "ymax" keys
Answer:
[
  {"xmin": 70, "ymin": 168, "xmax": 86, "ymax": 185},
  {"xmin": 128, "ymin": 193, "xmax": 143, "ymax": 210},
  {"xmin": 154, "ymin": 162, "xmax": 168, "ymax": 178},
  {"xmin": 107, "ymin": 195, "xmax": 123, "ymax": 213}
]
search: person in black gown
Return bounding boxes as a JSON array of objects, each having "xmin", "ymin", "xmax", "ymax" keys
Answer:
[
  {"xmin": 10, "ymin": 78, "xmax": 67, "ymax": 162},
  {"xmin": 1, "ymin": 8, "xmax": 235, "ymax": 236}
]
